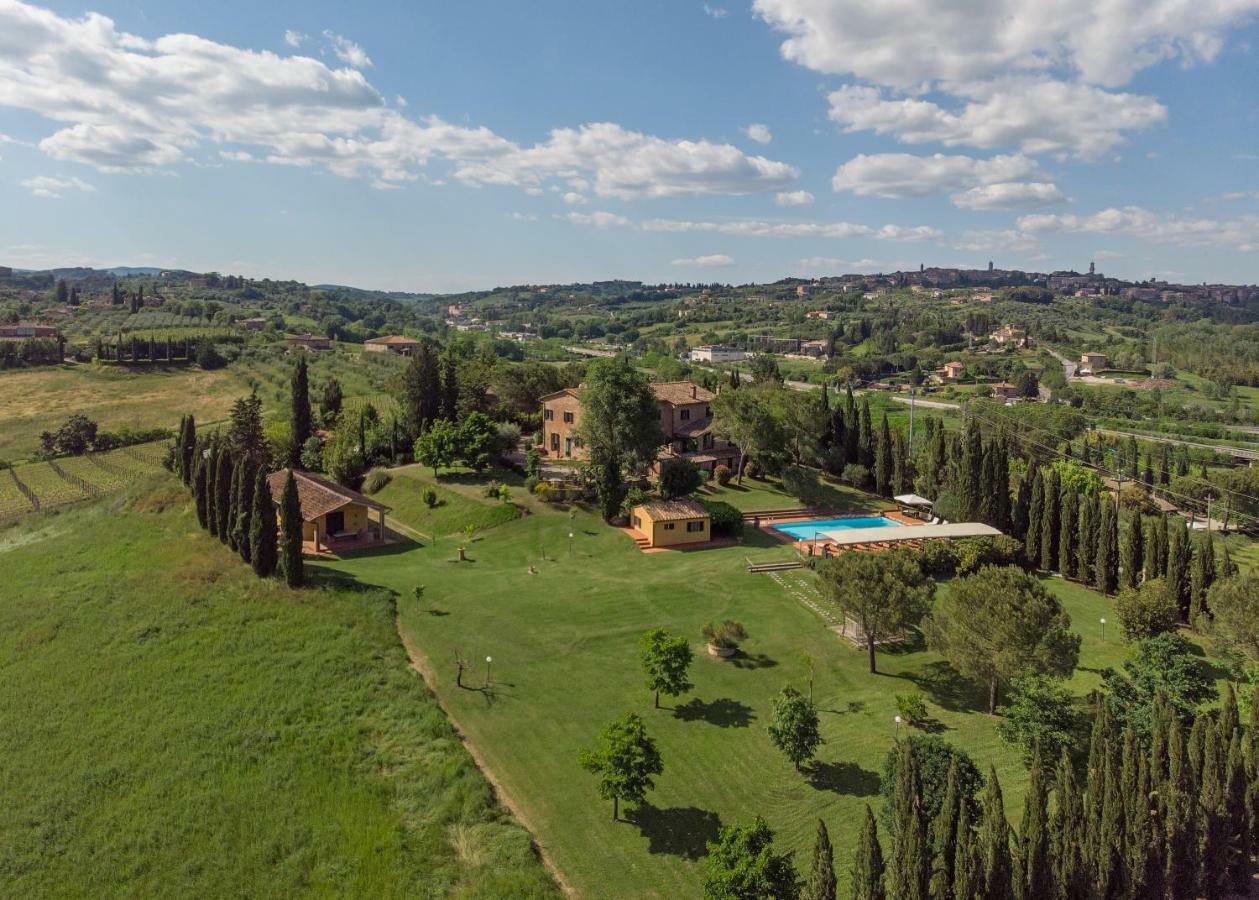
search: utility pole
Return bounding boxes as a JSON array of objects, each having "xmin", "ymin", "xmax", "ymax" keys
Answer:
[{"xmin": 908, "ymin": 386, "xmax": 916, "ymax": 449}]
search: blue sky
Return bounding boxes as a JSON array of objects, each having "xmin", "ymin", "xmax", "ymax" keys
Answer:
[{"xmin": 0, "ymin": 0, "xmax": 1256, "ymax": 292}]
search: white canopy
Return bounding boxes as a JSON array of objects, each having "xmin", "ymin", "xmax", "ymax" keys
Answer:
[
  {"xmin": 893, "ymin": 493, "xmax": 934, "ymax": 507},
  {"xmin": 821, "ymin": 522, "xmax": 1001, "ymax": 547}
]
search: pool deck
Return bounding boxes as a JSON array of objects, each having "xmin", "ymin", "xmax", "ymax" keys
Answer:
[{"xmin": 759, "ymin": 509, "xmax": 924, "ymax": 555}]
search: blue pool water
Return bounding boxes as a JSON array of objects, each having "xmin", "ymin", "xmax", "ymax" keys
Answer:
[{"xmin": 770, "ymin": 516, "xmax": 902, "ymax": 541}]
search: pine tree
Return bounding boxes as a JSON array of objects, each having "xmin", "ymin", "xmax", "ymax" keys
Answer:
[
  {"xmin": 1039, "ymin": 468, "xmax": 1060, "ymax": 573},
  {"xmin": 1016, "ymin": 750, "xmax": 1053, "ymax": 900},
  {"xmin": 249, "ymin": 468, "xmax": 277, "ymax": 577},
  {"xmin": 290, "ymin": 356, "xmax": 312, "ymax": 465},
  {"xmin": 278, "ymin": 471, "xmax": 304, "ymax": 587},
  {"xmin": 803, "ymin": 819, "xmax": 837, "ymax": 900},
  {"xmin": 1058, "ymin": 489, "xmax": 1079, "ymax": 580},
  {"xmin": 979, "ymin": 767, "xmax": 1014, "ymax": 900},
  {"xmin": 852, "ymin": 805, "xmax": 886, "ymax": 900},
  {"xmin": 1026, "ymin": 470, "xmax": 1044, "ymax": 569},
  {"xmin": 193, "ymin": 456, "xmax": 208, "ymax": 529},
  {"xmin": 1121, "ymin": 512, "xmax": 1144, "ymax": 591}
]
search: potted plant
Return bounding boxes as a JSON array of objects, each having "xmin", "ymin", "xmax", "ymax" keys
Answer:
[{"xmin": 702, "ymin": 621, "xmax": 748, "ymax": 659}]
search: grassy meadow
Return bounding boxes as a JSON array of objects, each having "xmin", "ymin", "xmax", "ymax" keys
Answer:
[
  {"xmin": 0, "ymin": 480, "xmax": 559, "ymax": 899},
  {"xmin": 319, "ymin": 466, "xmax": 1182, "ymax": 898}
]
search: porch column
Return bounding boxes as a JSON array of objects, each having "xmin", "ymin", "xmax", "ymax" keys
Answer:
[
  {"xmin": 312, "ymin": 520, "xmax": 320, "ymax": 554},
  {"xmin": 379, "ymin": 509, "xmax": 387, "ymax": 542}
]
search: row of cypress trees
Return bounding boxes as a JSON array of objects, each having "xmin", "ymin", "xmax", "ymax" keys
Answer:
[
  {"xmin": 174, "ymin": 412, "xmax": 303, "ymax": 587},
  {"xmin": 849, "ymin": 687, "xmax": 1259, "ymax": 900},
  {"xmin": 825, "ymin": 388, "xmax": 914, "ymax": 498}
]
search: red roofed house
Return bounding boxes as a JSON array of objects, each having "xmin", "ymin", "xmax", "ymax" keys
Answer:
[
  {"xmin": 364, "ymin": 335, "xmax": 422, "ymax": 356},
  {"xmin": 267, "ymin": 468, "xmax": 389, "ymax": 554}
]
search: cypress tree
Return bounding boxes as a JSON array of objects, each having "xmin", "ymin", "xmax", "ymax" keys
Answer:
[
  {"xmin": 1224, "ymin": 731, "xmax": 1249, "ymax": 894},
  {"xmin": 928, "ymin": 758, "xmax": 962, "ymax": 900},
  {"xmin": 1096, "ymin": 734, "xmax": 1126, "ymax": 899},
  {"xmin": 1126, "ymin": 753, "xmax": 1162, "ymax": 900},
  {"xmin": 1163, "ymin": 718, "xmax": 1198, "ymax": 900},
  {"xmin": 858, "ymin": 397, "xmax": 874, "ymax": 468},
  {"xmin": 233, "ymin": 455, "xmax": 256, "ymax": 562},
  {"xmin": 803, "ymin": 819, "xmax": 837, "ymax": 900},
  {"xmin": 183, "ymin": 415, "xmax": 198, "ymax": 485},
  {"xmin": 224, "ymin": 456, "xmax": 241, "ymax": 551},
  {"xmin": 1166, "ymin": 520, "xmax": 1190, "ymax": 619},
  {"xmin": 891, "ymin": 428, "xmax": 910, "ymax": 496},
  {"xmin": 979, "ymin": 766, "xmax": 1014, "ymax": 900},
  {"xmin": 1153, "ymin": 515, "xmax": 1169, "ymax": 577},
  {"xmin": 205, "ymin": 445, "xmax": 219, "ymax": 538},
  {"xmin": 875, "ymin": 413, "xmax": 893, "ymax": 498},
  {"xmin": 1012, "ymin": 464, "xmax": 1033, "ymax": 542},
  {"xmin": 215, "ymin": 448, "xmax": 233, "ymax": 545},
  {"xmin": 951, "ymin": 802, "xmax": 981, "ymax": 900},
  {"xmin": 175, "ymin": 415, "xmax": 188, "ymax": 483},
  {"xmin": 1199, "ymin": 723, "xmax": 1228, "ymax": 900},
  {"xmin": 1077, "ymin": 492, "xmax": 1097, "ymax": 583},
  {"xmin": 960, "ymin": 426, "xmax": 984, "ymax": 521},
  {"xmin": 290, "ymin": 356, "xmax": 312, "ymax": 465},
  {"xmin": 1190, "ymin": 533, "xmax": 1216, "ymax": 624},
  {"xmin": 1095, "ymin": 500, "xmax": 1118, "ymax": 594},
  {"xmin": 193, "ymin": 457, "xmax": 208, "ymax": 529},
  {"xmin": 1246, "ymin": 697, "xmax": 1259, "ymax": 858},
  {"xmin": 852, "ymin": 805, "xmax": 886, "ymax": 900},
  {"xmin": 843, "ymin": 387, "xmax": 859, "ymax": 465},
  {"xmin": 902, "ymin": 805, "xmax": 929, "ymax": 900},
  {"xmin": 1121, "ymin": 512, "xmax": 1144, "ymax": 591},
  {"xmin": 249, "ymin": 468, "xmax": 277, "ymax": 577},
  {"xmin": 992, "ymin": 440, "xmax": 1011, "ymax": 531},
  {"xmin": 278, "ymin": 471, "xmax": 304, "ymax": 588},
  {"xmin": 441, "ymin": 353, "xmax": 459, "ymax": 421},
  {"xmin": 1058, "ymin": 489, "xmax": 1079, "ymax": 580},
  {"xmin": 1188, "ymin": 715, "xmax": 1208, "ymax": 792},
  {"xmin": 1039, "ymin": 468, "xmax": 1060, "ymax": 573},
  {"xmin": 1026, "ymin": 471, "xmax": 1044, "ymax": 569},
  {"xmin": 890, "ymin": 740, "xmax": 928, "ymax": 900},
  {"xmin": 1052, "ymin": 748, "xmax": 1089, "ymax": 900},
  {"xmin": 1016, "ymin": 750, "xmax": 1053, "ymax": 900}
]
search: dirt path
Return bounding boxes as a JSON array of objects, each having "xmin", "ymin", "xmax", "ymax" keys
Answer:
[{"xmin": 393, "ymin": 613, "xmax": 577, "ymax": 898}]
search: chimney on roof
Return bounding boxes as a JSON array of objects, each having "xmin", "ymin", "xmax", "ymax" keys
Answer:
[{"xmin": 691, "ymin": 384, "xmax": 697, "ymax": 399}]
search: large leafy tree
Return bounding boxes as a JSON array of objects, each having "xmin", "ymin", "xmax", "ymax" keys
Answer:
[
  {"xmin": 578, "ymin": 712, "xmax": 663, "ymax": 821},
  {"xmin": 1102, "ymin": 632, "xmax": 1216, "ymax": 734},
  {"xmin": 817, "ymin": 550, "xmax": 934, "ymax": 674},
  {"xmin": 768, "ymin": 686, "xmax": 822, "ymax": 772},
  {"xmin": 703, "ymin": 816, "xmax": 800, "ymax": 900},
  {"xmin": 995, "ymin": 674, "xmax": 1086, "ymax": 766},
  {"xmin": 1206, "ymin": 574, "xmax": 1259, "ymax": 664},
  {"xmin": 639, "ymin": 628, "xmax": 693, "ymax": 709},
  {"xmin": 711, "ymin": 384, "xmax": 784, "ymax": 485},
  {"xmin": 413, "ymin": 419, "xmax": 459, "ymax": 478},
  {"xmin": 577, "ymin": 358, "xmax": 663, "ymax": 520},
  {"xmin": 925, "ymin": 566, "xmax": 1080, "ymax": 713}
]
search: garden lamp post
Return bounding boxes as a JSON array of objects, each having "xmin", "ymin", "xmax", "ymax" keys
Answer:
[
  {"xmin": 894, "ymin": 715, "xmax": 902, "ymax": 739},
  {"xmin": 1100, "ymin": 617, "xmax": 1106, "ymax": 642},
  {"xmin": 485, "ymin": 655, "xmax": 493, "ymax": 687},
  {"xmin": 568, "ymin": 531, "xmax": 574, "ymax": 557}
]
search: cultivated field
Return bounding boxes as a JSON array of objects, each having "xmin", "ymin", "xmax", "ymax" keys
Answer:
[{"xmin": 2, "ymin": 444, "xmax": 170, "ymax": 520}]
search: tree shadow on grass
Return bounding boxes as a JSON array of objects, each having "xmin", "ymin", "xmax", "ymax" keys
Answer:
[
  {"xmin": 807, "ymin": 760, "xmax": 881, "ymax": 797},
  {"xmin": 673, "ymin": 697, "xmax": 755, "ymax": 728},
  {"xmin": 887, "ymin": 660, "xmax": 988, "ymax": 714},
  {"xmin": 730, "ymin": 651, "xmax": 777, "ymax": 670},
  {"xmin": 626, "ymin": 804, "xmax": 722, "ymax": 860},
  {"xmin": 820, "ymin": 699, "xmax": 866, "ymax": 716}
]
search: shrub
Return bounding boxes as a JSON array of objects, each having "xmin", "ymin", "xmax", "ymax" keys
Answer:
[
  {"xmin": 1115, "ymin": 578, "xmax": 1179, "ymax": 641},
  {"xmin": 299, "ymin": 435, "xmax": 323, "ymax": 470},
  {"xmin": 840, "ymin": 463, "xmax": 871, "ymax": 488},
  {"xmin": 701, "ymin": 500, "xmax": 744, "ymax": 538},
  {"xmin": 953, "ymin": 535, "xmax": 1023, "ymax": 575},
  {"xmin": 620, "ymin": 486, "xmax": 651, "ymax": 517},
  {"xmin": 714, "ymin": 464, "xmax": 732, "ymax": 486},
  {"xmin": 532, "ymin": 481, "xmax": 554, "ymax": 502},
  {"xmin": 658, "ymin": 458, "xmax": 702, "ymax": 499},
  {"xmin": 483, "ymin": 479, "xmax": 504, "ymax": 499},
  {"xmin": 895, "ymin": 692, "xmax": 928, "ymax": 726},
  {"xmin": 702, "ymin": 620, "xmax": 748, "ymax": 650},
  {"xmin": 362, "ymin": 468, "xmax": 391, "ymax": 494},
  {"xmin": 497, "ymin": 422, "xmax": 522, "ymax": 453},
  {"xmin": 496, "ymin": 483, "xmax": 511, "ymax": 503},
  {"xmin": 421, "ymin": 487, "xmax": 439, "ymax": 508},
  {"xmin": 743, "ymin": 460, "xmax": 762, "ymax": 480},
  {"xmin": 917, "ymin": 540, "xmax": 959, "ymax": 577},
  {"xmin": 523, "ymin": 475, "xmax": 540, "ymax": 493}
]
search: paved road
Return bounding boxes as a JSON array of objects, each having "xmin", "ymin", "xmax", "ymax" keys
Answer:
[
  {"xmin": 890, "ymin": 395, "xmax": 960, "ymax": 411},
  {"xmin": 1094, "ymin": 427, "xmax": 1259, "ymax": 461},
  {"xmin": 1045, "ymin": 346, "xmax": 1078, "ymax": 379}
]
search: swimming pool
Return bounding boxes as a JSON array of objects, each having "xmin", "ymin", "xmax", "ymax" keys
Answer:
[{"xmin": 769, "ymin": 516, "xmax": 901, "ymax": 541}]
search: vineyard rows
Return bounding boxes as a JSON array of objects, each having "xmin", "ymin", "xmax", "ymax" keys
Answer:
[{"xmin": 1, "ymin": 442, "xmax": 170, "ymax": 521}]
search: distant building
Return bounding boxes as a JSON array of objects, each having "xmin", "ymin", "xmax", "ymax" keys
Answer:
[
  {"xmin": 939, "ymin": 361, "xmax": 966, "ymax": 381},
  {"xmin": 0, "ymin": 323, "xmax": 58, "ymax": 340},
  {"xmin": 989, "ymin": 324, "xmax": 1028, "ymax": 348},
  {"xmin": 796, "ymin": 284, "xmax": 816, "ymax": 297},
  {"xmin": 991, "ymin": 381, "xmax": 1021, "ymax": 401},
  {"xmin": 798, "ymin": 340, "xmax": 828, "ymax": 358},
  {"xmin": 237, "ymin": 317, "xmax": 268, "ymax": 331},
  {"xmin": 364, "ymin": 335, "xmax": 421, "ymax": 356},
  {"xmin": 1079, "ymin": 352, "xmax": 1108, "ymax": 374},
  {"xmin": 285, "ymin": 333, "xmax": 332, "ymax": 352},
  {"xmin": 688, "ymin": 345, "xmax": 748, "ymax": 363},
  {"xmin": 805, "ymin": 310, "xmax": 833, "ymax": 320}
]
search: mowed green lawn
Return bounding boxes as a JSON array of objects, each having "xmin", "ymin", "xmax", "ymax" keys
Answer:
[
  {"xmin": 0, "ymin": 481, "xmax": 559, "ymax": 899},
  {"xmin": 320, "ymin": 468, "xmax": 1163, "ymax": 898}
]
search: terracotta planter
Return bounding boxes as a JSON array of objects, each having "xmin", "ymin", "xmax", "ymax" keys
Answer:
[{"xmin": 707, "ymin": 643, "xmax": 737, "ymax": 659}]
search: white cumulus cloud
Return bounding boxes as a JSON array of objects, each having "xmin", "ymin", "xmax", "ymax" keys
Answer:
[
  {"xmin": 1017, "ymin": 206, "xmax": 1259, "ymax": 250},
  {"xmin": 776, "ymin": 190, "xmax": 814, "ymax": 207},
  {"xmin": 283, "ymin": 29, "xmax": 306, "ymax": 48},
  {"xmin": 322, "ymin": 30, "xmax": 372, "ymax": 68},
  {"xmin": 20, "ymin": 174, "xmax": 96, "ymax": 198},
  {"xmin": 703, "ymin": 4, "xmax": 729, "ymax": 19},
  {"xmin": 743, "ymin": 123, "xmax": 773, "ymax": 144},
  {"xmin": 832, "ymin": 152, "xmax": 1065, "ymax": 208},
  {"xmin": 672, "ymin": 254, "xmax": 736, "ymax": 267}
]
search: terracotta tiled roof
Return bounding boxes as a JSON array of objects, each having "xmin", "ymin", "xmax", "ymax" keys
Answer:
[
  {"xmin": 364, "ymin": 335, "xmax": 420, "ymax": 345},
  {"xmin": 651, "ymin": 381, "xmax": 714, "ymax": 405},
  {"xmin": 673, "ymin": 416, "xmax": 714, "ymax": 438},
  {"xmin": 539, "ymin": 387, "xmax": 582, "ymax": 402},
  {"xmin": 637, "ymin": 498, "xmax": 710, "ymax": 520},
  {"xmin": 267, "ymin": 468, "xmax": 388, "ymax": 521}
]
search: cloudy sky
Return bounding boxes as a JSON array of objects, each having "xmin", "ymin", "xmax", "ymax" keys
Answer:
[{"xmin": 0, "ymin": 0, "xmax": 1256, "ymax": 291}]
